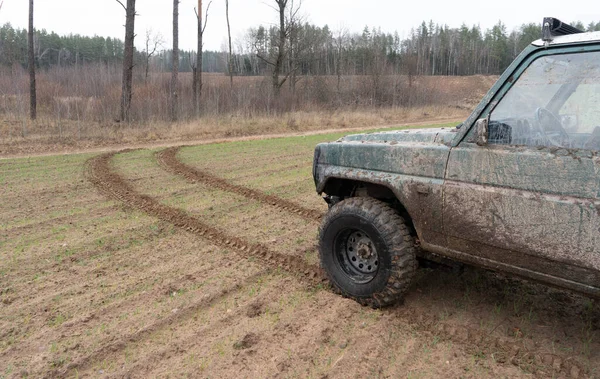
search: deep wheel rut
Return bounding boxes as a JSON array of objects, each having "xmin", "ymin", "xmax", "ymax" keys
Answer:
[
  {"xmin": 85, "ymin": 151, "xmax": 324, "ymax": 284},
  {"xmin": 156, "ymin": 146, "xmax": 323, "ymax": 222}
]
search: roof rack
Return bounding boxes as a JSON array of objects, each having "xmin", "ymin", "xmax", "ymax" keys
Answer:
[{"xmin": 542, "ymin": 17, "xmax": 583, "ymax": 42}]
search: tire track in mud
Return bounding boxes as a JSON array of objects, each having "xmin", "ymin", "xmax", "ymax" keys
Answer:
[
  {"xmin": 396, "ymin": 307, "xmax": 589, "ymax": 378},
  {"xmin": 86, "ymin": 151, "xmax": 323, "ymax": 281},
  {"xmin": 52, "ymin": 269, "xmax": 271, "ymax": 378},
  {"xmin": 117, "ymin": 293, "xmax": 275, "ymax": 376},
  {"xmin": 156, "ymin": 147, "xmax": 323, "ymax": 222}
]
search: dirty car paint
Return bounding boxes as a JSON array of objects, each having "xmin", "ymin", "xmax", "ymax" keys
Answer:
[{"xmin": 313, "ymin": 40, "xmax": 600, "ymax": 298}]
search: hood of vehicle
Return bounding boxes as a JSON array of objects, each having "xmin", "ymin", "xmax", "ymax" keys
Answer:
[
  {"xmin": 338, "ymin": 127, "xmax": 458, "ymax": 145},
  {"xmin": 314, "ymin": 127, "xmax": 456, "ymax": 183}
]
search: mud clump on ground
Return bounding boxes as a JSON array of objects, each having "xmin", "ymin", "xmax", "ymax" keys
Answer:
[
  {"xmin": 246, "ymin": 302, "xmax": 264, "ymax": 318},
  {"xmin": 233, "ymin": 333, "xmax": 260, "ymax": 350}
]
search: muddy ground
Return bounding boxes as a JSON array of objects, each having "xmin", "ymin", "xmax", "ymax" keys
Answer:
[{"xmin": 1, "ymin": 128, "xmax": 599, "ymax": 378}]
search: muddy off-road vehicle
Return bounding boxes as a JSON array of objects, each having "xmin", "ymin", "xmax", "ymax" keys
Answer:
[{"xmin": 313, "ymin": 18, "xmax": 600, "ymax": 307}]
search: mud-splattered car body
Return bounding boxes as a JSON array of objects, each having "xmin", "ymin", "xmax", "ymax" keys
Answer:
[{"xmin": 313, "ymin": 26, "xmax": 600, "ymax": 298}]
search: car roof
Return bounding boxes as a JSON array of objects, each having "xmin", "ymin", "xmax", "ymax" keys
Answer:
[{"xmin": 532, "ymin": 30, "xmax": 600, "ymax": 47}]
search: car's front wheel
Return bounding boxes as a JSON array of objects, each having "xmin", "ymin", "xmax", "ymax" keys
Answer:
[{"xmin": 318, "ymin": 197, "xmax": 417, "ymax": 308}]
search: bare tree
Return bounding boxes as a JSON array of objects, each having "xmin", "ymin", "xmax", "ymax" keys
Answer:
[
  {"xmin": 271, "ymin": 0, "xmax": 288, "ymax": 94},
  {"xmin": 287, "ymin": 2, "xmax": 306, "ymax": 94},
  {"xmin": 171, "ymin": 0, "xmax": 179, "ymax": 122},
  {"xmin": 144, "ymin": 29, "xmax": 163, "ymax": 82},
  {"xmin": 116, "ymin": 0, "xmax": 136, "ymax": 122},
  {"xmin": 28, "ymin": 0, "xmax": 36, "ymax": 120},
  {"xmin": 193, "ymin": 0, "xmax": 212, "ymax": 117},
  {"xmin": 225, "ymin": 0, "xmax": 233, "ymax": 89},
  {"xmin": 333, "ymin": 27, "xmax": 348, "ymax": 96},
  {"xmin": 255, "ymin": 0, "xmax": 302, "ymax": 95}
]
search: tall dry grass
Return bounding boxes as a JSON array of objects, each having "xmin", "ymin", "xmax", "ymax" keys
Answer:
[{"xmin": 0, "ymin": 63, "xmax": 492, "ymax": 149}]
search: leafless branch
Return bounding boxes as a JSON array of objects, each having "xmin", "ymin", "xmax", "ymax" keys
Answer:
[
  {"xmin": 284, "ymin": 0, "xmax": 303, "ymax": 35},
  {"xmin": 38, "ymin": 48, "xmax": 52, "ymax": 61},
  {"xmin": 262, "ymin": 1, "xmax": 280, "ymax": 14},
  {"xmin": 261, "ymin": 0, "xmax": 288, "ymax": 13},
  {"xmin": 256, "ymin": 52, "xmax": 275, "ymax": 67},
  {"xmin": 115, "ymin": 0, "xmax": 139, "ymax": 16},
  {"xmin": 202, "ymin": 1, "xmax": 212, "ymax": 34},
  {"xmin": 145, "ymin": 29, "xmax": 163, "ymax": 58},
  {"xmin": 115, "ymin": 0, "xmax": 127, "ymax": 11},
  {"xmin": 289, "ymin": 0, "xmax": 302, "ymax": 21},
  {"xmin": 193, "ymin": 1, "xmax": 212, "ymax": 35}
]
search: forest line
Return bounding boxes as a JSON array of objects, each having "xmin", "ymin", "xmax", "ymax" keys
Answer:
[{"xmin": 3, "ymin": 19, "xmax": 599, "ymax": 78}]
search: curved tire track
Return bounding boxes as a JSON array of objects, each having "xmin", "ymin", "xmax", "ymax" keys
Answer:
[
  {"xmin": 85, "ymin": 151, "xmax": 323, "ymax": 283},
  {"xmin": 156, "ymin": 146, "xmax": 323, "ymax": 222}
]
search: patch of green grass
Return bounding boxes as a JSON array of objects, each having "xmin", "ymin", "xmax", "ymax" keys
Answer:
[
  {"xmin": 49, "ymin": 313, "xmax": 67, "ymax": 327},
  {"xmin": 55, "ymin": 248, "xmax": 76, "ymax": 263},
  {"xmin": 178, "ymin": 122, "xmax": 453, "ymax": 170}
]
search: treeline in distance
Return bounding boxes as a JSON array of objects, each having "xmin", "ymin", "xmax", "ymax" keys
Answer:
[{"xmin": 2, "ymin": 20, "xmax": 600, "ymax": 77}]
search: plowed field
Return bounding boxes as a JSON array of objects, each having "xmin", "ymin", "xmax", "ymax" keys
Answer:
[{"xmin": 1, "ymin": 124, "xmax": 599, "ymax": 378}]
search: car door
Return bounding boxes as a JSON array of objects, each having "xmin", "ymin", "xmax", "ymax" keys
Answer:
[{"xmin": 442, "ymin": 48, "xmax": 600, "ymax": 293}]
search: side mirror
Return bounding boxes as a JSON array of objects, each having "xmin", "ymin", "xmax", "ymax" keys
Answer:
[{"xmin": 475, "ymin": 118, "xmax": 489, "ymax": 146}]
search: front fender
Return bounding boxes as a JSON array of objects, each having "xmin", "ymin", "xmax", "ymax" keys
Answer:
[{"xmin": 316, "ymin": 166, "xmax": 446, "ymax": 246}]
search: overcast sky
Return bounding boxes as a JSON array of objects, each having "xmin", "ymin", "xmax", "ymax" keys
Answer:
[{"xmin": 1, "ymin": 0, "xmax": 600, "ymax": 51}]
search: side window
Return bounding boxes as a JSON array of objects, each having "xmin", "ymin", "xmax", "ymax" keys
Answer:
[
  {"xmin": 560, "ymin": 83, "xmax": 600, "ymax": 134},
  {"xmin": 488, "ymin": 50, "xmax": 600, "ymax": 151}
]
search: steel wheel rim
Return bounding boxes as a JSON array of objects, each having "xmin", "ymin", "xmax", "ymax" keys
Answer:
[{"xmin": 336, "ymin": 229, "xmax": 379, "ymax": 284}]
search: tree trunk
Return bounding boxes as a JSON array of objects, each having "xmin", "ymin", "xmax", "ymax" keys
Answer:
[
  {"xmin": 272, "ymin": 0, "xmax": 286, "ymax": 95},
  {"xmin": 28, "ymin": 0, "xmax": 36, "ymax": 120},
  {"xmin": 336, "ymin": 45, "xmax": 342, "ymax": 96},
  {"xmin": 170, "ymin": 0, "xmax": 179, "ymax": 122},
  {"xmin": 195, "ymin": 0, "xmax": 203, "ymax": 117},
  {"xmin": 144, "ymin": 30, "xmax": 150, "ymax": 83},
  {"xmin": 120, "ymin": 0, "xmax": 136, "ymax": 122},
  {"xmin": 225, "ymin": 0, "xmax": 233, "ymax": 89},
  {"xmin": 192, "ymin": 66, "xmax": 197, "ymax": 112},
  {"xmin": 289, "ymin": 26, "xmax": 296, "ymax": 95},
  {"xmin": 145, "ymin": 59, "xmax": 150, "ymax": 82}
]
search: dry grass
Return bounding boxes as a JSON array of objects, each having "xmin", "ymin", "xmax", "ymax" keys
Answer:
[
  {"xmin": 0, "ymin": 63, "xmax": 494, "ymax": 152},
  {"xmin": 0, "ymin": 106, "xmax": 467, "ymax": 155},
  {"xmin": 0, "ymin": 66, "xmax": 493, "ymax": 123},
  {"xmin": 0, "ymin": 65, "xmax": 493, "ymax": 120}
]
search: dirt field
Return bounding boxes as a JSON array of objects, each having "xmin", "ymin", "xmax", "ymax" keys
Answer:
[{"xmin": 1, "ymin": 123, "xmax": 599, "ymax": 378}]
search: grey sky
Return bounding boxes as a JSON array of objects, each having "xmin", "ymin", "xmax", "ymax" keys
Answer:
[{"xmin": 1, "ymin": 0, "xmax": 599, "ymax": 52}]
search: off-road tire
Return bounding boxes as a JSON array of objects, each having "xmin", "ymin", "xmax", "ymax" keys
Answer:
[{"xmin": 318, "ymin": 197, "xmax": 417, "ymax": 308}]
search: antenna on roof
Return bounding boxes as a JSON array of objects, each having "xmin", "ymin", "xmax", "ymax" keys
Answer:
[{"xmin": 542, "ymin": 17, "xmax": 583, "ymax": 43}]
